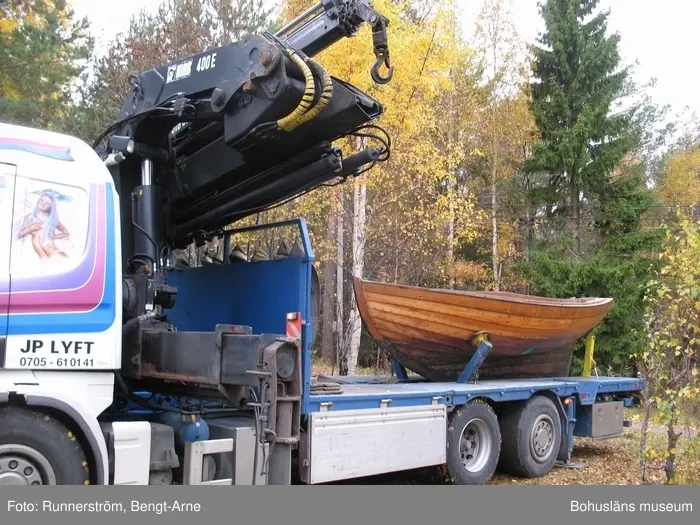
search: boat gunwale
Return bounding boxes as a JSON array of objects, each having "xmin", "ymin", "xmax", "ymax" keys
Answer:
[{"xmin": 357, "ymin": 278, "xmax": 613, "ymax": 309}]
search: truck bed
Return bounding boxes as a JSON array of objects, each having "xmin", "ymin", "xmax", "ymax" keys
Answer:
[{"xmin": 308, "ymin": 375, "xmax": 643, "ymax": 412}]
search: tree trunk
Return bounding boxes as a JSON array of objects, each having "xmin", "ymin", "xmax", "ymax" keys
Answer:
[
  {"xmin": 485, "ymin": 9, "xmax": 505, "ymax": 290},
  {"xmin": 664, "ymin": 420, "xmax": 682, "ymax": 484},
  {"xmin": 570, "ymin": 171, "xmax": 581, "ymax": 254},
  {"xmin": 347, "ymin": 179, "xmax": 367, "ymax": 375},
  {"xmin": 526, "ymin": 206, "xmax": 532, "ymax": 258},
  {"xmin": 638, "ymin": 349, "xmax": 656, "ymax": 484},
  {"xmin": 639, "ymin": 390, "xmax": 652, "ymax": 483},
  {"xmin": 320, "ymin": 203, "xmax": 336, "ymax": 361},
  {"xmin": 491, "ymin": 178, "xmax": 499, "ymax": 290},
  {"xmin": 447, "ymin": 203, "xmax": 455, "ymax": 289},
  {"xmin": 336, "ymin": 190, "xmax": 346, "ymax": 375}
]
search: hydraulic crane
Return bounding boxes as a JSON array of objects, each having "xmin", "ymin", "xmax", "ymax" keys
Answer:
[
  {"xmin": 85, "ymin": 0, "xmax": 393, "ymax": 484},
  {"xmin": 98, "ymin": 0, "xmax": 394, "ymax": 389}
]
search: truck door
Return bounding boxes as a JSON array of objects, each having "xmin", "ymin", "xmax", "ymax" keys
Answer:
[
  {"xmin": 0, "ymin": 162, "xmax": 16, "ymax": 367},
  {"xmin": 4, "ymin": 165, "xmax": 97, "ymax": 370}
]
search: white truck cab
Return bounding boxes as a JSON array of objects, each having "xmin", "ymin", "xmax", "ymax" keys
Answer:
[{"xmin": 0, "ymin": 122, "xmax": 123, "ymax": 485}]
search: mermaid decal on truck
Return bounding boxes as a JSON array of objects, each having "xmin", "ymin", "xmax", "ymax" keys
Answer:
[
  {"xmin": 16, "ymin": 190, "xmax": 71, "ymax": 260},
  {"xmin": 10, "ymin": 176, "xmax": 87, "ymax": 274}
]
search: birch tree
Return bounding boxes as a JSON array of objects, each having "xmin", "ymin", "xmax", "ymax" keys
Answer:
[
  {"xmin": 472, "ymin": 0, "xmax": 535, "ymax": 290},
  {"xmin": 279, "ymin": 0, "xmax": 483, "ymax": 373}
]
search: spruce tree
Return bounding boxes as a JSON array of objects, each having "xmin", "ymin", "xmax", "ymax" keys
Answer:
[
  {"xmin": 526, "ymin": 0, "xmax": 637, "ymax": 253},
  {"xmin": 520, "ymin": 0, "xmax": 664, "ymax": 374}
]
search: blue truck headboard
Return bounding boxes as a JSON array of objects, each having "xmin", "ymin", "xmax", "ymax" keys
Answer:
[{"xmin": 164, "ymin": 219, "xmax": 316, "ymax": 416}]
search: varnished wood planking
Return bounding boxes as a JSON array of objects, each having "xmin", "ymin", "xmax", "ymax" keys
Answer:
[
  {"xmin": 360, "ymin": 280, "xmax": 612, "ymax": 319},
  {"xmin": 364, "ymin": 291, "xmax": 607, "ymax": 329},
  {"xmin": 353, "ymin": 277, "xmax": 612, "ymax": 381},
  {"xmin": 366, "ymin": 299, "xmax": 596, "ymax": 338},
  {"xmin": 369, "ymin": 306, "xmax": 599, "ymax": 344}
]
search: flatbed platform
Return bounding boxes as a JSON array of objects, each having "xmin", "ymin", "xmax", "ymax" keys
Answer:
[{"xmin": 308, "ymin": 375, "xmax": 643, "ymax": 412}]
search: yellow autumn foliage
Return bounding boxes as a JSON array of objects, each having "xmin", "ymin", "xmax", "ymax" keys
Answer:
[
  {"xmin": 272, "ymin": 0, "xmax": 485, "ymax": 285},
  {"xmin": 0, "ymin": 0, "xmax": 89, "ymax": 128},
  {"xmin": 658, "ymin": 149, "xmax": 700, "ymax": 206}
]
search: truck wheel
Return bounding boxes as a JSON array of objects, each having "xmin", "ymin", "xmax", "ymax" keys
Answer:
[
  {"xmin": 0, "ymin": 406, "xmax": 90, "ymax": 485},
  {"xmin": 446, "ymin": 399, "xmax": 500, "ymax": 485},
  {"xmin": 497, "ymin": 395, "xmax": 561, "ymax": 478}
]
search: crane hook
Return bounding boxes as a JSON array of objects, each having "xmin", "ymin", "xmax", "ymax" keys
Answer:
[
  {"xmin": 371, "ymin": 18, "xmax": 394, "ymax": 85},
  {"xmin": 371, "ymin": 53, "xmax": 393, "ymax": 84}
]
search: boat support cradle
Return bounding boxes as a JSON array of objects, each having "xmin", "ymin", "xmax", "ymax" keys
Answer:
[{"xmin": 391, "ymin": 332, "xmax": 493, "ymax": 384}]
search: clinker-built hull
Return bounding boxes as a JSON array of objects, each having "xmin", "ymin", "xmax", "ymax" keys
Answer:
[{"xmin": 353, "ymin": 278, "xmax": 613, "ymax": 381}]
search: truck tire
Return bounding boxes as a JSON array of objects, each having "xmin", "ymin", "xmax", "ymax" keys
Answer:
[
  {"xmin": 446, "ymin": 399, "xmax": 501, "ymax": 485},
  {"xmin": 0, "ymin": 406, "xmax": 90, "ymax": 485},
  {"xmin": 497, "ymin": 395, "xmax": 561, "ymax": 478}
]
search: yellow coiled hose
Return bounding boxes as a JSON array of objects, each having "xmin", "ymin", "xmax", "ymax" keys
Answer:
[
  {"xmin": 294, "ymin": 58, "xmax": 333, "ymax": 127},
  {"xmin": 277, "ymin": 49, "xmax": 315, "ymax": 132}
]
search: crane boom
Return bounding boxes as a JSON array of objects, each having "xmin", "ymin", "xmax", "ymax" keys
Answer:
[{"xmin": 97, "ymin": 0, "xmax": 393, "ymax": 353}]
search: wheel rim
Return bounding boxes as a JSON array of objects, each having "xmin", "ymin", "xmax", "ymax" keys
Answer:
[
  {"xmin": 459, "ymin": 418, "xmax": 492, "ymax": 473},
  {"xmin": 530, "ymin": 414, "xmax": 556, "ymax": 463},
  {"xmin": 0, "ymin": 444, "xmax": 57, "ymax": 485}
]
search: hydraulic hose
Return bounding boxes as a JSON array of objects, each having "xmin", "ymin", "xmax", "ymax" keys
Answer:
[
  {"xmin": 293, "ymin": 58, "xmax": 333, "ymax": 128},
  {"xmin": 122, "ymin": 310, "xmax": 159, "ymax": 334},
  {"xmin": 277, "ymin": 49, "xmax": 315, "ymax": 132}
]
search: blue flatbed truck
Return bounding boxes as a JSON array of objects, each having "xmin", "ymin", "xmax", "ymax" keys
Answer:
[
  {"xmin": 160, "ymin": 218, "xmax": 643, "ymax": 486},
  {"xmin": 0, "ymin": 0, "xmax": 642, "ymax": 487},
  {"xmin": 223, "ymin": 220, "xmax": 644, "ymax": 485}
]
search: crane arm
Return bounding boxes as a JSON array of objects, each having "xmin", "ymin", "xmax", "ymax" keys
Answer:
[{"xmin": 98, "ymin": 0, "xmax": 394, "ymax": 323}]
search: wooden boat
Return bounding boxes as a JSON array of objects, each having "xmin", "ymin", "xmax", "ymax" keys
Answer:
[{"xmin": 352, "ymin": 278, "xmax": 613, "ymax": 382}]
